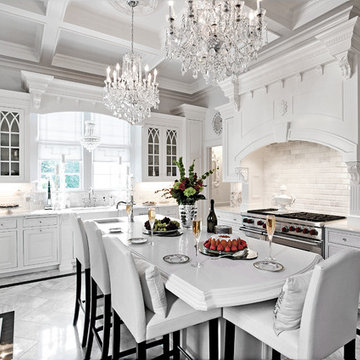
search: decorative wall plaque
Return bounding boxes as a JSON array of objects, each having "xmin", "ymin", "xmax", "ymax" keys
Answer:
[{"xmin": 212, "ymin": 112, "xmax": 223, "ymax": 136}]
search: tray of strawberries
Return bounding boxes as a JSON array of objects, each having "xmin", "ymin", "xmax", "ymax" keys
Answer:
[{"xmin": 202, "ymin": 234, "xmax": 248, "ymax": 256}]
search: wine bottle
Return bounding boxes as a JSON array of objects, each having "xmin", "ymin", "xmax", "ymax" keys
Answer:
[{"xmin": 207, "ymin": 199, "xmax": 218, "ymax": 233}]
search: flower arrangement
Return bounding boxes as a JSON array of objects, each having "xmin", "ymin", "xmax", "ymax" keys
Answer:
[{"xmin": 156, "ymin": 157, "xmax": 215, "ymax": 205}]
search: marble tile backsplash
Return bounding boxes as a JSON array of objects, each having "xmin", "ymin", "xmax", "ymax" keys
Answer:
[{"xmin": 262, "ymin": 141, "xmax": 350, "ymax": 215}]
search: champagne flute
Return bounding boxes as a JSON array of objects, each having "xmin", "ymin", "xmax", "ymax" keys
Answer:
[
  {"xmin": 126, "ymin": 203, "xmax": 131, "ymax": 222},
  {"xmin": 266, "ymin": 215, "xmax": 276, "ymax": 261},
  {"xmin": 191, "ymin": 219, "xmax": 202, "ymax": 268},
  {"xmin": 148, "ymin": 207, "xmax": 156, "ymax": 246}
]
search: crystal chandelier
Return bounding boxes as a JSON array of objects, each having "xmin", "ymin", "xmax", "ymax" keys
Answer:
[
  {"xmin": 165, "ymin": 0, "xmax": 268, "ymax": 84},
  {"xmin": 104, "ymin": 0, "xmax": 160, "ymax": 126},
  {"xmin": 81, "ymin": 121, "xmax": 101, "ymax": 152}
]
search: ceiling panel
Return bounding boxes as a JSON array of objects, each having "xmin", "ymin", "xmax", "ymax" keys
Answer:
[
  {"xmin": 0, "ymin": 12, "xmax": 42, "ymax": 47},
  {"xmin": 0, "ymin": 0, "xmax": 46, "ymax": 15}
]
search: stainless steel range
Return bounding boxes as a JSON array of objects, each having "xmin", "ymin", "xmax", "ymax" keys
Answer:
[{"xmin": 240, "ymin": 209, "xmax": 346, "ymax": 256}]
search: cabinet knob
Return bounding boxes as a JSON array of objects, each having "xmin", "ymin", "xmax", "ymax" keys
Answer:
[{"xmin": 342, "ymin": 238, "xmax": 347, "ymax": 242}]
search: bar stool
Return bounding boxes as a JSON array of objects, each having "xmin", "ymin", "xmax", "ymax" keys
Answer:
[
  {"xmin": 73, "ymin": 216, "xmax": 91, "ymax": 348},
  {"xmin": 83, "ymin": 220, "xmax": 112, "ymax": 360},
  {"xmin": 103, "ymin": 235, "xmax": 222, "ymax": 360},
  {"xmin": 223, "ymin": 250, "xmax": 360, "ymax": 360}
]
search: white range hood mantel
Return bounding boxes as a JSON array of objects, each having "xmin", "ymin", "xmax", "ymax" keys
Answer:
[{"xmin": 216, "ymin": 7, "xmax": 360, "ymax": 225}]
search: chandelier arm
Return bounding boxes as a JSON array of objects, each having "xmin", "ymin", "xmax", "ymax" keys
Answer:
[{"xmin": 131, "ymin": 5, "xmax": 134, "ymax": 55}]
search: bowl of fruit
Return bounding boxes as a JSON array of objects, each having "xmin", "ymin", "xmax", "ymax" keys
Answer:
[
  {"xmin": 144, "ymin": 217, "xmax": 181, "ymax": 235},
  {"xmin": 202, "ymin": 234, "xmax": 247, "ymax": 255}
]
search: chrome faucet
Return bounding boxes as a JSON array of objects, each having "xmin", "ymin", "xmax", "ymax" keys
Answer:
[{"xmin": 116, "ymin": 195, "xmax": 135, "ymax": 222}]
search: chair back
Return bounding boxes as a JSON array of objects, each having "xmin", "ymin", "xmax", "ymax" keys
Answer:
[
  {"xmin": 103, "ymin": 235, "xmax": 147, "ymax": 343},
  {"xmin": 83, "ymin": 221, "xmax": 111, "ymax": 295},
  {"xmin": 74, "ymin": 216, "xmax": 90, "ymax": 268},
  {"xmin": 299, "ymin": 249, "xmax": 360, "ymax": 359}
]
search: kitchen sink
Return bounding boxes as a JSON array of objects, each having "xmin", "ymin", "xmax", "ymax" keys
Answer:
[{"xmin": 94, "ymin": 218, "xmax": 122, "ymax": 224}]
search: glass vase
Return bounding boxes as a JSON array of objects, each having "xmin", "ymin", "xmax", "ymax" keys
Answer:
[{"xmin": 178, "ymin": 204, "xmax": 197, "ymax": 228}]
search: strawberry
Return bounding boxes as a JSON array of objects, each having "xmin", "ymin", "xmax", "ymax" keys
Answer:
[
  {"xmin": 217, "ymin": 244, "xmax": 224, "ymax": 251},
  {"xmin": 216, "ymin": 239, "xmax": 220, "ymax": 246},
  {"xmin": 232, "ymin": 239, "xmax": 237, "ymax": 247},
  {"xmin": 227, "ymin": 240, "xmax": 232, "ymax": 247},
  {"xmin": 204, "ymin": 241, "xmax": 210, "ymax": 249},
  {"xmin": 220, "ymin": 240, "xmax": 228, "ymax": 248},
  {"xmin": 231, "ymin": 245, "xmax": 238, "ymax": 251},
  {"xmin": 211, "ymin": 239, "xmax": 216, "ymax": 248},
  {"xmin": 210, "ymin": 245, "xmax": 216, "ymax": 250},
  {"xmin": 224, "ymin": 246, "xmax": 231, "ymax": 252}
]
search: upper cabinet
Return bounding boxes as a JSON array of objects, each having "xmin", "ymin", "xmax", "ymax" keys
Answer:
[
  {"xmin": 136, "ymin": 113, "xmax": 184, "ymax": 182},
  {"xmin": 0, "ymin": 109, "xmax": 22, "ymax": 179},
  {"xmin": 0, "ymin": 91, "xmax": 30, "ymax": 183}
]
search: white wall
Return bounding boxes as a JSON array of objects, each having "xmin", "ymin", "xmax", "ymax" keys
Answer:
[{"xmin": 242, "ymin": 141, "xmax": 350, "ymax": 215}]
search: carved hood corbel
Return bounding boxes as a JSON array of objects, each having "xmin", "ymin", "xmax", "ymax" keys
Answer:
[
  {"xmin": 346, "ymin": 161, "xmax": 360, "ymax": 185},
  {"xmin": 316, "ymin": 16, "xmax": 360, "ymax": 79}
]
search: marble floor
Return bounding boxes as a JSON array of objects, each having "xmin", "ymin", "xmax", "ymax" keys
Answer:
[{"xmin": 0, "ymin": 275, "xmax": 358, "ymax": 360}]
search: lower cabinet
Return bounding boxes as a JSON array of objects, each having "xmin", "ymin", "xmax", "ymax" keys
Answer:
[
  {"xmin": 0, "ymin": 231, "xmax": 17, "ymax": 270},
  {"xmin": 23, "ymin": 227, "xmax": 58, "ymax": 266},
  {"xmin": 325, "ymin": 228, "xmax": 360, "ymax": 258}
]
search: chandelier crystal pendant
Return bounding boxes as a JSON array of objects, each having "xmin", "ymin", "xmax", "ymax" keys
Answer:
[
  {"xmin": 80, "ymin": 121, "xmax": 101, "ymax": 152},
  {"xmin": 104, "ymin": 0, "xmax": 160, "ymax": 126},
  {"xmin": 165, "ymin": 0, "xmax": 268, "ymax": 84}
]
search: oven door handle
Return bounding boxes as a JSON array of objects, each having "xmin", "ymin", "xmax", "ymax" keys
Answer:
[
  {"xmin": 240, "ymin": 227, "xmax": 266, "ymax": 236},
  {"xmin": 273, "ymin": 233, "xmax": 323, "ymax": 246}
]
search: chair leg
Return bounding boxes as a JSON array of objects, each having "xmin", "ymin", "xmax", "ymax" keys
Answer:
[
  {"xmin": 209, "ymin": 318, "xmax": 218, "ymax": 360},
  {"xmin": 272, "ymin": 348, "xmax": 281, "ymax": 360},
  {"xmin": 344, "ymin": 339, "xmax": 355, "ymax": 360},
  {"xmin": 84, "ymin": 278, "xmax": 97, "ymax": 360},
  {"xmin": 101, "ymin": 294, "xmax": 112, "ymax": 360},
  {"xmin": 136, "ymin": 341, "xmax": 147, "ymax": 360},
  {"xmin": 112, "ymin": 310, "xmax": 121, "ymax": 360},
  {"xmin": 163, "ymin": 334, "xmax": 170, "ymax": 360},
  {"xmin": 73, "ymin": 259, "xmax": 81, "ymax": 326},
  {"xmin": 173, "ymin": 331, "xmax": 180, "ymax": 360},
  {"xmin": 224, "ymin": 320, "xmax": 235, "ymax": 360},
  {"xmin": 81, "ymin": 268, "xmax": 91, "ymax": 347}
]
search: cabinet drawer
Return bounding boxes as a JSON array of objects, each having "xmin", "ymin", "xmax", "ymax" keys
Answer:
[
  {"xmin": 328, "ymin": 230, "xmax": 360, "ymax": 249},
  {"xmin": 0, "ymin": 218, "xmax": 17, "ymax": 230},
  {"xmin": 217, "ymin": 211, "xmax": 242, "ymax": 224},
  {"xmin": 23, "ymin": 216, "xmax": 58, "ymax": 228}
]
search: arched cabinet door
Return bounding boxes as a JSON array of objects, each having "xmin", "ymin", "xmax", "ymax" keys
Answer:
[{"xmin": 0, "ymin": 109, "xmax": 24, "ymax": 182}]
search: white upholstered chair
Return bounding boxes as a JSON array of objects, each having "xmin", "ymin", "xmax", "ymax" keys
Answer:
[
  {"xmin": 83, "ymin": 220, "xmax": 112, "ymax": 360},
  {"xmin": 103, "ymin": 235, "xmax": 222, "ymax": 360},
  {"xmin": 223, "ymin": 249, "xmax": 360, "ymax": 360},
  {"xmin": 72, "ymin": 216, "xmax": 91, "ymax": 348}
]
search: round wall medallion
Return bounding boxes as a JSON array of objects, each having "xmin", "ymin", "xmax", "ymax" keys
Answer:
[
  {"xmin": 109, "ymin": 0, "xmax": 158, "ymax": 16},
  {"xmin": 212, "ymin": 112, "xmax": 223, "ymax": 136}
]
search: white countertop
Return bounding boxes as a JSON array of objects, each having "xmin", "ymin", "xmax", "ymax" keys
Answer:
[
  {"xmin": 98, "ymin": 216, "xmax": 322, "ymax": 311},
  {"xmin": 325, "ymin": 219, "xmax": 360, "ymax": 233},
  {"xmin": 0, "ymin": 203, "xmax": 177, "ymax": 220}
]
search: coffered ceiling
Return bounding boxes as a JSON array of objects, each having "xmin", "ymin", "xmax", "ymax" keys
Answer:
[{"xmin": 0, "ymin": 0, "xmax": 354, "ymax": 94}]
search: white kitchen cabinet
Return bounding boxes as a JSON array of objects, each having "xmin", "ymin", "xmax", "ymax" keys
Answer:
[
  {"xmin": 0, "ymin": 231, "xmax": 18, "ymax": 270},
  {"xmin": 23, "ymin": 227, "xmax": 58, "ymax": 266},
  {"xmin": 0, "ymin": 108, "xmax": 25, "ymax": 182},
  {"xmin": 325, "ymin": 228, "xmax": 360, "ymax": 258},
  {"xmin": 133, "ymin": 113, "xmax": 185, "ymax": 182},
  {"xmin": 216, "ymin": 210, "xmax": 242, "ymax": 231}
]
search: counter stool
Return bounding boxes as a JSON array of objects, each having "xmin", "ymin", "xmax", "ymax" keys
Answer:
[
  {"xmin": 223, "ymin": 250, "xmax": 360, "ymax": 360},
  {"xmin": 83, "ymin": 220, "xmax": 112, "ymax": 360},
  {"xmin": 103, "ymin": 235, "xmax": 222, "ymax": 360},
  {"xmin": 73, "ymin": 216, "xmax": 91, "ymax": 348}
]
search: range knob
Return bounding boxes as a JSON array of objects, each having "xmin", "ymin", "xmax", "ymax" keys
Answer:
[
  {"xmin": 243, "ymin": 218, "xmax": 248, "ymax": 223},
  {"xmin": 302, "ymin": 228, "xmax": 309, "ymax": 234},
  {"xmin": 296, "ymin": 227, "xmax": 302, "ymax": 233},
  {"xmin": 281, "ymin": 226, "xmax": 289, "ymax": 233},
  {"xmin": 289, "ymin": 226, "xmax": 296, "ymax": 232},
  {"xmin": 247, "ymin": 219, "xmax": 254, "ymax": 224},
  {"xmin": 257, "ymin": 220, "xmax": 264, "ymax": 226},
  {"xmin": 262, "ymin": 224, "xmax": 266, "ymax": 229},
  {"xmin": 309, "ymin": 229, "xmax": 318, "ymax": 236}
]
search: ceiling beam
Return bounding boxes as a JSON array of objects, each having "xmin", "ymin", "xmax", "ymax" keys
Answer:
[{"xmin": 39, "ymin": 0, "xmax": 70, "ymax": 66}]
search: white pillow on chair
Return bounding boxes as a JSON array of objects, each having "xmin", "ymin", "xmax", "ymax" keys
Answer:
[
  {"xmin": 273, "ymin": 270, "xmax": 313, "ymax": 335},
  {"xmin": 133, "ymin": 255, "xmax": 168, "ymax": 318}
]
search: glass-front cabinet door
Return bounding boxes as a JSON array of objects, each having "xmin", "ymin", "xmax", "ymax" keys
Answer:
[
  {"xmin": 143, "ymin": 125, "xmax": 180, "ymax": 181},
  {"xmin": 0, "ymin": 110, "xmax": 21, "ymax": 179}
]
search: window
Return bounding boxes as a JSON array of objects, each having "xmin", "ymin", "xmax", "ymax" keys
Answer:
[
  {"xmin": 37, "ymin": 112, "xmax": 131, "ymax": 191},
  {"xmin": 38, "ymin": 112, "xmax": 82, "ymax": 190},
  {"xmin": 92, "ymin": 113, "xmax": 131, "ymax": 190}
]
